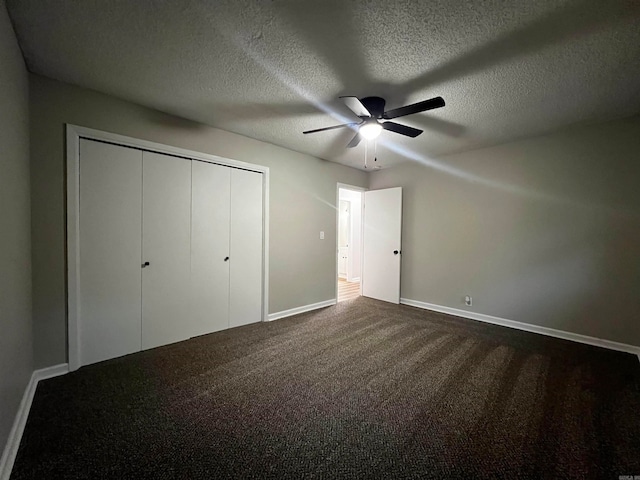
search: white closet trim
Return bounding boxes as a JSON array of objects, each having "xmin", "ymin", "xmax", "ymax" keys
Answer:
[{"xmin": 66, "ymin": 124, "xmax": 270, "ymax": 371}]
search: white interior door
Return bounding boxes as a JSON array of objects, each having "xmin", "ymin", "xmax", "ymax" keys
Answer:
[
  {"xmin": 142, "ymin": 151, "xmax": 192, "ymax": 349},
  {"xmin": 229, "ymin": 169, "xmax": 263, "ymax": 328},
  {"xmin": 191, "ymin": 160, "xmax": 231, "ymax": 336},
  {"xmin": 338, "ymin": 247, "xmax": 348, "ymax": 278},
  {"xmin": 79, "ymin": 139, "xmax": 142, "ymax": 366},
  {"xmin": 362, "ymin": 187, "xmax": 402, "ymax": 304},
  {"xmin": 347, "ymin": 195, "xmax": 362, "ymax": 282}
]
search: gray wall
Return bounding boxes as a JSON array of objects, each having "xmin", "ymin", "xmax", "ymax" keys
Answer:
[
  {"xmin": 370, "ymin": 116, "xmax": 640, "ymax": 346},
  {"xmin": 29, "ymin": 74, "xmax": 368, "ymax": 368},
  {"xmin": 0, "ymin": 0, "xmax": 33, "ymax": 453}
]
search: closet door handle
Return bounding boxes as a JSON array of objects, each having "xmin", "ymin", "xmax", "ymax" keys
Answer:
[
  {"xmin": 142, "ymin": 261, "xmax": 150, "ymax": 268},
  {"xmin": 224, "ymin": 257, "xmax": 230, "ymax": 262}
]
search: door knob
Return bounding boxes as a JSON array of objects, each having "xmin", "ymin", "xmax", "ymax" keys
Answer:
[
  {"xmin": 142, "ymin": 261, "xmax": 150, "ymax": 267},
  {"xmin": 393, "ymin": 250, "xmax": 400, "ymax": 255},
  {"xmin": 224, "ymin": 256, "xmax": 229, "ymax": 261}
]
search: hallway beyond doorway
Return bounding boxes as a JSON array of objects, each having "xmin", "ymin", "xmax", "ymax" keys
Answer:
[{"xmin": 338, "ymin": 278, "xmax": 360, "ymax": 302}]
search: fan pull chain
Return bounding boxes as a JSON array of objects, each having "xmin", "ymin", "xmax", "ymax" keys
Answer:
[
  {"xmin": 364, "ymin": 141, "xmax": 368, "ymax": 169},
  {"xmin": 374, "ymin": 139, "xmax": 378, "ymax": 164}
]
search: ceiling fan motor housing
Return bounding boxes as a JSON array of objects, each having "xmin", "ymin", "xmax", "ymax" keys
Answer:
[{"xmin": 360, "ymin": 96, "xmax": 386, "ymax": 119}]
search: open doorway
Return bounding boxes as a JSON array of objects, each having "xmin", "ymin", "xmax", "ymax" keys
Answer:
[{"xmin": 336, "ymin": 185, "xmax": 364, "ymax": 302}]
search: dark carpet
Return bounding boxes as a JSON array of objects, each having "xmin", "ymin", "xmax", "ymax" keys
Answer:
[{"xmin": 11, "ymin": 297, "xmax": 640, "ymax": 479}]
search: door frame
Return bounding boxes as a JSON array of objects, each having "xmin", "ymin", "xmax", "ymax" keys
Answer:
[
  {"xmin": 66, "ymin": 124, "xmax": 270, "ymax": 371},
  {"xmin": 335, "ymin": 183, "xmax": 366, "ymax": 302}
]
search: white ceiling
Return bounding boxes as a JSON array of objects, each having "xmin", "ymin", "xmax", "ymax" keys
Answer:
[{"xmin": 7, "ymin": 0, "xmax": 640, "ymax": 170}]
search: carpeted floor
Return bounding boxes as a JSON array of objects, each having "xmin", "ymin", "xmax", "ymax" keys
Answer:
[{"xmin": 11, "ymin": 297, "xmax": 640, "ymax": 479}]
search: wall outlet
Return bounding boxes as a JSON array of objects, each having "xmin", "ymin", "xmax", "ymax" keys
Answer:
[
  {"xmin": 320, "ymin": 231, "xmax": 324, "ymax": 240},
  {"xmin": 464, "ymin": 295, "xmax": 472, "ymax": 306}
]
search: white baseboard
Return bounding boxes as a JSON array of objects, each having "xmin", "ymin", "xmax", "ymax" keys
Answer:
[
  {"xmin": 400, "ymin": 298, "xmax": 640, "ymax": 356},
  {"xmin": 0, "ymin": 364, "xmax": 69, "ymax": 480},
  {"xmin": 268, "ymin": 299, "xmax": 336, "ymax": 322},
  {"xmin": 34, "ymin": 364, "xmax": 69, "ymax": 382}
]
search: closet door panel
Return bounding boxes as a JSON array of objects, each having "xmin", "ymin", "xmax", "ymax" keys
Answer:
[
  {"xmin": 79, "ymin": 139, "xmax": 142, "ymax": 366},
  {"xmin": 229, "ymin": 169, "xmax": 263, "ymax": 328},
  {"xmin": 191, "ymin": 161, "xmax": 231, "ymax": 336},
  {"xmin": 142, "ymin": 152, "xmax": 192, "ymax": 349}
]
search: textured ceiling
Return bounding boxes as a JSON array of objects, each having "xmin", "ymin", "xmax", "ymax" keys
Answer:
[{"xmin": 7, "ymin": 0, "xmax": 640, "ymax": 170}]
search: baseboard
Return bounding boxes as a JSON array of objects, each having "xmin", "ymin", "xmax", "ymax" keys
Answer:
[
  {"xmin": 33, "ymin": 363, "xmax": 69, "ymax": 382},
  {"xmin": 400, "ymin": 298, "xmax": 640, "ymax": 356},
  {"xmin": 268, "ymin": 299, "xmax": 336, "ymax": 322},
  {"xmin": 0, "ymin": 364, "xmax": 69, "ymax": 480}
]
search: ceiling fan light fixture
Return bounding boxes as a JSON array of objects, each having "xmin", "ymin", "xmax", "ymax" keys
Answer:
[{"xmin": 359, "ymin": 121, "xmax": 382, "ymax": 140}]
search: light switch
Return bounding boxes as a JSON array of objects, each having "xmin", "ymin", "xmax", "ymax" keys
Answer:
[{"xmin": 320, "ymin": 231, "xmax": 325, "ymax": 240}]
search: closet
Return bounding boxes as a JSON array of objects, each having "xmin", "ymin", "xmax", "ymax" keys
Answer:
[{"xmin": 78, "ymin": 139, "xmax": 263, "ymax": 366}]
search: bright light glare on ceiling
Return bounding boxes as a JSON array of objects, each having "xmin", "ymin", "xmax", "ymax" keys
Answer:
[{"xmin": 360, "ymin": 122, "xmax": 382, "ymax": 140}]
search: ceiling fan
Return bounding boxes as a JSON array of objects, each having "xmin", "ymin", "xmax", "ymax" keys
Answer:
[{"xmin": 303, "ymin": 95, "xmax": 445, "ymax": 147}]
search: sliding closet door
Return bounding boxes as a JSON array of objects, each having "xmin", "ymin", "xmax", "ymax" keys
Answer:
[
  {"xmin": 142, "ymin": 152, "xmax": 192, "ymax": 349},
  {"xmin": 79, "ymin": 139, "xmax": 142, "ymax": 366},
  {"xmin": 229, "ymin": 169, "xmax": 263, "ymax": 328},
  {"xmin": 191, "ymin": 161, "xmax": 231, "ymax": 336}
]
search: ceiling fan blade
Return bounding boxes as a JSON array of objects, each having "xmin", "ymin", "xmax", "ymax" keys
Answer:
[
  {"xmin": 339, "ymin": 96, "xmax": 372, "ymax": 118},
  {"xmin": 303, "ymin": 122, "xmax": 358, "ymax": 134},
  {"xmin": 383, "ymin": 96, "xmax": 445, "ymax": 119},
  {"xmin": 347, "ymin": 132, "xmax": 362, "ymax": 148},
  {"xmin": 382, "ymin": 121, "xmax": 423, "ymax": 138}
]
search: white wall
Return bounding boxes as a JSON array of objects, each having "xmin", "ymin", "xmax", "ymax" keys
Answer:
[
  {"xmin": 370, "ymin": 116, "xmax": 640, "ymax": 346},
  {"xmin": 0, "ymin": 0, "xmax": 33, "ymax": 455},
  {"xmin": 29, "ymin": 74, "xmax": 368, "ymax": 368}
]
